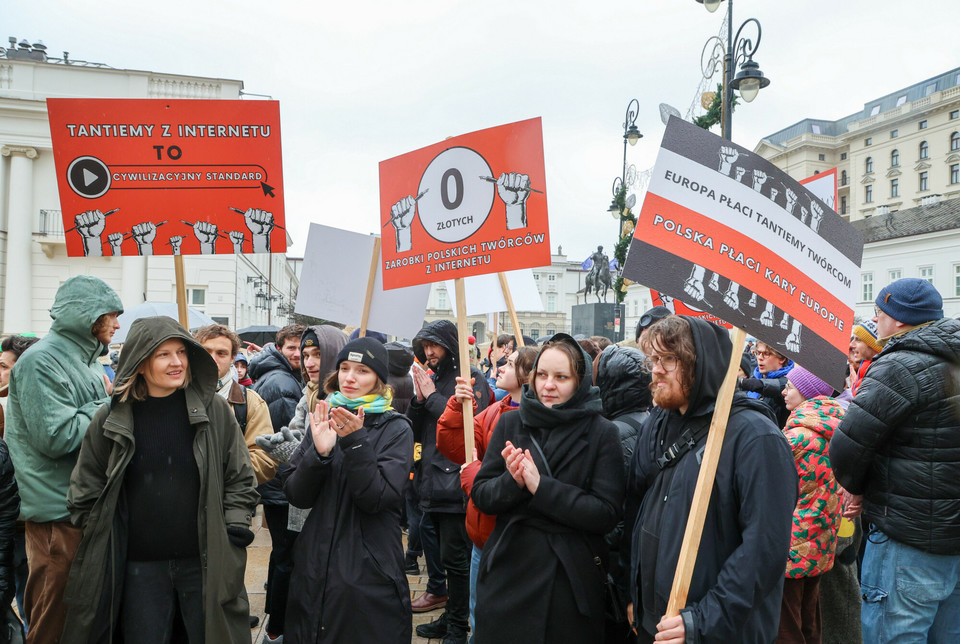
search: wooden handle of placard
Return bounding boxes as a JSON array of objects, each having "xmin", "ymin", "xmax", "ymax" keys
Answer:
[
  {"xmin": 174, "ymin": 254, "xmax": 189, "ymax": 329},
  {"xmin": 359, "ymin": 237, "xmax": 381, "ymax": 339},
  {"xmin": 497, "ymin": 272, "xmax": 524, "ymax": 347},
  {"xmin": 665, "ymin": 326, "xmax": 746, "ymax": 617},
  {"xmin": 454, "ymin": 278, "xmax": 476, "ymax": 464}
]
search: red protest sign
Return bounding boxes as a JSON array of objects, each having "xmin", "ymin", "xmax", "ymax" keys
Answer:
[
  {"xmin": 650, "ymin": 290, "xmax": 732, "ymax": 329},
  {"xmin": 623, "ymin": 117, "xmax": 863, "ymax": 388},
  {"xmin": 378, "ymin": 118, "xmax": 550, "ymax": 290},
  {"xmin": 47, "ymin": 99, "xmax": 285, "ymax": 257}
]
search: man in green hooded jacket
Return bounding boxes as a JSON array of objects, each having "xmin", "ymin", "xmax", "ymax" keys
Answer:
[{"xmin": 5, "ymin": 275, "xmax": 122, "ymax": 644}]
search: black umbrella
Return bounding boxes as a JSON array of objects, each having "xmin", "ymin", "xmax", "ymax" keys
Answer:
[{"xmin": 236, "ymin": 324, "xmax": 280, "ymax": 347}]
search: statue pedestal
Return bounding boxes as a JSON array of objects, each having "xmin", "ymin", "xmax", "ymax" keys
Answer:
[{"xmin": 572, "ymin": 303, "xmax": 624, "ymax": 343}]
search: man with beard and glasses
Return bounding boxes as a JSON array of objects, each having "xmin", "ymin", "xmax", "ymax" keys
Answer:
[{"xmin": 625, "ymin": 316, "xmax": 797, "ymax": 644}]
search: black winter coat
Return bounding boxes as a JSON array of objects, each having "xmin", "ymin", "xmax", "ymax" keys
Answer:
[
  {"xmin": 472, "ymin": 335, "xmax": 624, "ymax": 644},
  {"xmin": 596, "ymin": 345, "xmax": 651, "ymax": 476},
  {"xmin": 830, "ymin": 317, "xmax": 960, "ymax": 555},
  {"xmin": 628, "ymin": 317, "xmax": 797, "ymax": 644},
  {"xmin": 250, "ymin": 343, "xmax": 304, "ymax": 504},
  {"xmin": 0, "ymin": 438, "xmax": 20, "ymax": 608},
  {"xmin": 409, "ymin": 320, "xmax": 490, "ymax": 513},
  {"xmin": 284, "ymin": 410, "xmax": 414, "ymax": 643}
]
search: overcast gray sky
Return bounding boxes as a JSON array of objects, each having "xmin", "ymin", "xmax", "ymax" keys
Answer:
[{"xmin": 9, "ymin": 1, "xmax": 960, "ymax": 262}]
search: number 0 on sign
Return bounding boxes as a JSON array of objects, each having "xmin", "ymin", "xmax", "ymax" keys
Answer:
[{"xmin": 418, "ymin": 147, "xmax": 494, "ymax": 243}]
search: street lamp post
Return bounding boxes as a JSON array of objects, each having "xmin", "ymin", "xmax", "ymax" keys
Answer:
[{"xmin": 697, "ymin": 0, "xmax": 770, "ymax": 140}]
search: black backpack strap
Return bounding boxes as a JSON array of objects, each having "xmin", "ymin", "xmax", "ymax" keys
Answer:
[
  {"xmin": 233, "ymin": 386, "xmax": 248, "ymax": 433},
  {"xmin": 654, "ymin": 405, "xmax": 747, "ymax": 471},
  {"xmin": 614, "ymin": 414, "xmax": 646, "ymax": 435}
]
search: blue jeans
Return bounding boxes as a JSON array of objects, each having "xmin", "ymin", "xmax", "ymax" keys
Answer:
[
  {"xmin": 122, "ymin": 558, "xmax": 204, "ymax": 644},
  {"xmin": 469, "ymin": 545, "xmax": 482, "ymax": 644},
  {"xmin": 861, "ymin": 531, "xmax": 960, "ymax": 643}
]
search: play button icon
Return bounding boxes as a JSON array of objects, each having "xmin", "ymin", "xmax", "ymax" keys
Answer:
[{"xmin": 67, "ymin": 156, "xmax": 111, "ymax": 199}]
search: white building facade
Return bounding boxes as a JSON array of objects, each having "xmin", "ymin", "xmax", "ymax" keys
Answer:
[{"xmin": 0, "ymin": 42, "xmax": 298, "ymax": 335}]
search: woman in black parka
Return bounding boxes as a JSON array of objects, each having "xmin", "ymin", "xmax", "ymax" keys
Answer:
[
  {"xmin": 471, "ymin": 333, "xmax": 624, "ymax": 644},
  {"xmin": 283, "ymin": 338, "xmax": 414, "ymax": 643}
]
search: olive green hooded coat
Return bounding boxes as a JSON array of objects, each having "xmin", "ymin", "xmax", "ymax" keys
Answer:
[{"xmin": 62, "ymin": 316, "xmax": 258, "ymax": 643}]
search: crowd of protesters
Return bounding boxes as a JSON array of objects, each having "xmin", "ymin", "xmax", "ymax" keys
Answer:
[{"xmin": 0, "ymin": 273, "xmax": 957, "ymax": 643}]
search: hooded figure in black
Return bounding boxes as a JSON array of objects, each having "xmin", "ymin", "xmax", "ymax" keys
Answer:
[
  {"xmin": 627, "ymin": 316, "xmax": 797, "ymax": 643},
  {"xmin": 408, "ymin": 319, "xmax": 491, "ymax": 640},
  {"xmin": 471, "ymin": 333, "xmax": 624, "ymax": 644}
]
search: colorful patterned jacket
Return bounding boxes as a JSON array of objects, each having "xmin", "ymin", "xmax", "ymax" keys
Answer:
[{"xmin": 784, "ymin": 396, "xmax": 845, "ymax": 578}]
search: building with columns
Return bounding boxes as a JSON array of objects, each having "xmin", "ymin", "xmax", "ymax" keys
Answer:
[
  {"xmin": 0, "ymin": 40, "xmax": 298, "ymax": 336},
  {"xmin": 755, "ymin": 66, "xmax": 960, "ymax": 221}
]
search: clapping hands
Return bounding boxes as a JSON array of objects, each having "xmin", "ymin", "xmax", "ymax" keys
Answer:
[{"xmin": 502, "ymin": 440, "xmax": 541, "ymax": 494}]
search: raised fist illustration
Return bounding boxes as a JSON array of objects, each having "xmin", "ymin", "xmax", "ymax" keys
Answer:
[
  {"xmin": 390, "ymin": 196, "xmax": 416, "ymax": 253},
  {"xmin": 684, "ymin": 265, "xmax": 706, "ymax": 302},
  {"xmin": 808, "ymin": 202, "xmax": 824, "ymax": 232},
  {"xmin": 718, "ymin": 147, "xmax": 740, "ymax": 176},
  {"xmin": 243, "ymin": 208, "xmax": 274, "ymax": 253},
  {"xmin": 779, "ymin": 312, "xmax": 791, "ymax": 330},
  {"xmin": 751, "ymin": 170, "xmax": 767, "ymax": 193},
  {"xmin": 169, "ymin": 235, "xmax": 183, "ymax": 256},
  {"xmin": 734, "ymin": 167, "xmax": 747, "ymax": 183},
  {"xmin": 785, "ymin": 188, "xmax": 798, "ymax": 216},
  {"xmin": 758, "ymin": 301, "xmax": 775, "ymax": 327},
  {"xmin": 75, "ymin": 209, "xmax": 107, "ymax": 257},
  {"xmin": 193, "ymin": 221, "xmax": 219, "ymax": 255},
  {"xmin": 799, "ymin": 206, "xmax": 808, "ymax": 223},
  {"xmin": 748, "ymin": 291, "xmax": 758, "ymax": 307},
  {"xmin": 132, "ymin": 222, "xmax": 158, "ymax": 256},
  {"xmin": 708, "ymin": 272, "xmax": 720, "ymax": 292},
  {"xmin": 723, "ymin": 281, "xmax": 741, "ymax": 310},
  {"xmin": 107, "ymin": 232, "xmax": 124, "ymax": 257},
  {"xmin": 496, "ymin": 172, "xmax": 531, "ymax": 230},
  {"xmin": 229, "ymin": 231, "xmax": 246, "ymax": 254},
  {"xmin": 769, "ymin": 187, "xmax": 779, "ymax": 205},
  {"xmin": 785, "ymin": 320, "xmax": 802, "ymax": 352},
  {"xmin": 658, "ymin": 294, "xmax": 675, "ymax": 312}
]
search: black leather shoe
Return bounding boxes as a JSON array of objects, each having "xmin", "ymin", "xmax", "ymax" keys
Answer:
[{"xmin": 415, "ymin": 613, "xmax": 448, "ymax": 639}]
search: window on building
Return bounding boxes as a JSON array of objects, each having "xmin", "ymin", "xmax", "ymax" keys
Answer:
[
  {"xmin": 891, "ymin": 149, "xmax": 899, "ymax": 167},
  {"xmin": 920, "ymin": 171, "xmax": 929, "ymax": 191},
  {"xmin": 865, "ymin": 137, "xmax": 873, "ymax": 146},
  {"xmin": 189, "ymin": 288, "xmax": 206, "ymax": 307},
  {"xmin": 955, "ymin": 265, "xmax": 960, "ymax": 297},
  {"xmin": 890, "ymin": 129, "xmax": 899, "ymax": 138},
  {"xmin": 547, "ymin": 294, "xmax": 556, "ymax": 313},
  {"xmin": 212, "ymin": 316, "xmax": 229, "ymax": 326},
  {"xmin": 548, "ymin": 274, "xmax": 556, "ymax": 281},
  {"xmin": 534, "ymin": 273, "xmax": 540, "ymax": 280},
  {"xmin": 925, "ymin": 83, "xmax": 937, "ymax": 96},
  {"xmin": 841, "ymin": 170, "xmax": 847, "ymax": 185},
  {"xmin": 818, "ymin": 153, "xmax": 825, "ymax": 161},
  {"xmin": 920, "ymin": 266, "xmax": 934, "ymax": 284},
  {"xmin": 920, "ymin": 140, "xmax": 929, "ymax": 159},
  {"xmin": 952, "ymin": 164, "xmax": 959, "ymax": 185},
  {"xmin": 438, "ymin": 290, "xmax": 447, "ymax": 310},
  {"xmin": 951, "ymin": 132, "xmax": 960, "ymax": 151},
  {"xmin": 865, "ymin": 157, "xmax": 873, "ymax": 173},
  {"xmin": 530, "ymin": 325, "xmax": 540, "ymax": 338},
  {"xmin": 952, "ymin": 110, "xmax": 959, "ymax": 120},
  {"xmin": 896, "ymin": 96, "xmax": 907, "ymax": 107},
  {"xmin": 891, "ymin": 178, "xmax": 899, "ymax": 198},
  {"xmin": 888, "ymin": 269, "xmax": 902, "ymax": 282},
  {"xmin": 546, "ymin": 327, "xmax": 555, "ymax": 336},
  {"xmin": 840, "ymin": 195, "xmax": 848, "ymax": 215},
  {"xmin": 919, "ymin": 120, "xmax": 928, "ymax": 130},
  {"xmin": 861, "ymin": 272, "xmax": 874, "ymax": 302},
  {"xmin": 811, "ymin": 124, "xmax": 821, "ymax": 134},
  {"xmin": 865, "ymin": 185, "xmax": 873, "ymax": 203},
  {"xmin": 869, "ymin": 106, "xmax": 880, "ymax": 117},
  {"xmin": 841, "ymin": 152, "xmax": 847, "ymax": 160}
]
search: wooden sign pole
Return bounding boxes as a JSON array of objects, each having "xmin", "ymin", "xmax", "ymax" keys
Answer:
[
  {"xmin": 497, "ymin": 272, "xmax": 524, "ymax": 347},
  {"xmin": 174, "ymin": 255, "xmax": 190, "ymax": 329},
  {"xmin": 358, "ymin": 237, "xmax": 382, "ymax": 339},
  {"xmin": 665, "ymin": 326, "xmax": 746, "ymax": 617},
  {"xmin": 454, "ymin": 277, "xmax": 477, "ymax": 463}
]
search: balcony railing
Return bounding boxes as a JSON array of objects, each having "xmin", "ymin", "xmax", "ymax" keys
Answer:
[{"xmin": 38, "ymin": 209, "xmax": 64, "ymax": 237}]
